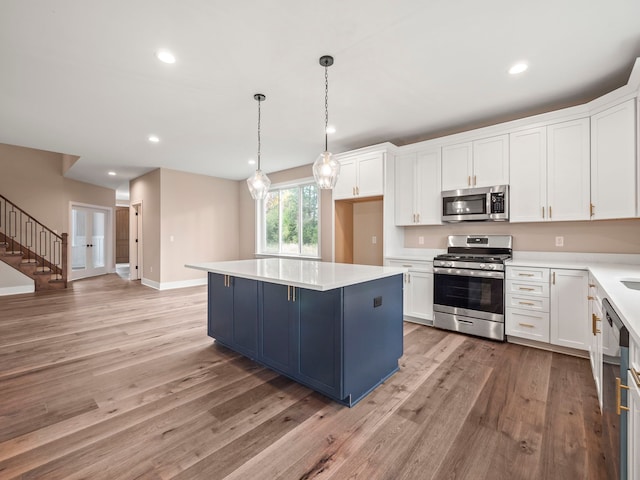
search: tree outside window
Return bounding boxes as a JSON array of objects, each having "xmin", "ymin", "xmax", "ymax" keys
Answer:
[{"xmin": 261, "ymin": 182, "xmax": 319, "ymax": 257}]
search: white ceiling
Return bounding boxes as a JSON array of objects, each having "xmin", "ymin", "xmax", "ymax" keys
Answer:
[{"xmin": 1, "ymin": 1, "xmax": 640, "ymax": 200}]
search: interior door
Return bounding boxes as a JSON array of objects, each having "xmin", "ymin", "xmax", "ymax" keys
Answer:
[{"xmin": 71, "ymin": 206, "xmax": 109, "ymax": 279}]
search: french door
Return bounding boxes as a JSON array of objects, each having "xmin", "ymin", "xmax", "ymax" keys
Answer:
[{"xmin": 71, "ymin": 205, "xmax": 110, "ymax": 279}]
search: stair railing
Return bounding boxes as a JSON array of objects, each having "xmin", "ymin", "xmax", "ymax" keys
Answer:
[{"xmin": 0, "ymin": 194, "xmax": 68, "ymax": 287}]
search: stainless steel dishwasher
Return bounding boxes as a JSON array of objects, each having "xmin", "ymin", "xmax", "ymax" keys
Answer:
[{"xmin": 602, "ymin": 298, "xmax": 629, "ymax": 480}]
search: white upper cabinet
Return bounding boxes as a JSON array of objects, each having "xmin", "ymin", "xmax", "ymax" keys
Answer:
[
  {"xmin": 441, "ymin": 135, "xmax": 509, "ymax": 191},
  {"xmin": 590, "ymin": 98, "xmax": 637, "ymax": 219},
  {"xmin": 395, "ymin": 149, "xmax": 441, "ymax": 226},
  {"xmin": 510, "ymin": 127, "xmax": 547, "ymax": 222},
  {"xmin": 510, "ymin": 118, "xmax": 590, "ymax": 222},
  {"xmin": 441, "ymin": 142, "xmax": 472, "ymax": 190},
  {"xmin": 333, "ymin": 151, "xmax": 384, "ymax": 200},
  {"xmin": 472, "ymin": 135, "xmax": 510, "ymax": 188},
  {"xmin": 547, "ymin": 118, "xmax": 591, "ymax": 221}
]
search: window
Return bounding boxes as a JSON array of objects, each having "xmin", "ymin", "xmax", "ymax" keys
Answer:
[{"xmin": 258, "ymin": 180, "xmax": 320, "ymax": 257}]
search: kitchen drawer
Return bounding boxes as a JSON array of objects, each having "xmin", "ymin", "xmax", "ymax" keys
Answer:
[
  {"xmin": 386, "ymin": 259, "xmax": 432, "ymax": 273},
  {"xmin": 506, "ymin": 279, "xmax": 550, "ymax": 297},
  {"xmin": 506, "ymin": 293, "xmax": 550, "ymax": 312},
  {"xmin": 506, "ymin": 307, "xmax": 550, "ymax": 342},
  {"xmin": 506, "ymin": 266, "xmax": 549, "ymax": 282}
]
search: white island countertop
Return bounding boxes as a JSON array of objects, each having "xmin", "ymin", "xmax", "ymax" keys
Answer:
[{"xmin": 186, "ymin": 258, "xmax": 406, "ymax": 291}]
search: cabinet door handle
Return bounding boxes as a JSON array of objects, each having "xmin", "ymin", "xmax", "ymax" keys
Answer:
[
  {"xmin": 467, "ymin": 176, "xmax": 471, "ymax": 186},
  {"xmin": 587, "ymin": 295, "xmax": 595, "ymax": 301},
  {"xmin": 352, "ymin": 187, "xmax": 355, "ymax": 196},
  {"xmin": 552, "ymin": 272, "xmax": 556, "ymax": 285},
  {"xmin": 590, "ymin": 203, "xmax": 595, "ymax": 217},
  {"xmin": 549, "ymin": 206, "xmax": 552, "ymax": 219},
  {"xmin": 292, "ymin": 287, "xmax": 296, "ymax": 302},
  {"xmin": 616, "ymin": 377, "xmax": 630, "ymax": 415},
  {"xmin": 416, "ymin": 213, "xmax": 420, "ymax": 223},
  {"xmin": 519, "ymin": 322, "xmax": 535, "ymax": 328},
  {"xmin": 518, "ymin": 301, "xmax": 535, "ymax": 306},
  {"xmin": 542, "ymin": 206, "xmax": 545, "ymax": 219},
  {"xmin": 473, "ymin": 175, "xmax": 477, "ymax": 186},
  {"xmin": 402, "ymin": 264, "xmax": 413, "ymax": 268},
  {"xmin": 589, "ymin": 283, "xmax": 596, "ymax": 288},
  {"xmin": 287, "ymin": 285, "xmax": 291, "ymax": 301},
  {"xmin": 592, "ymin": 313, "xmax": 601, "ymax": 335},
  {"xmin": 518, "ymin": 273, "xmax": 535, "ymax": 277},
  {"xmin": 407, "ymin": 274, "xmax": 411, "ymax": 284},
  {"xmin": 518, "ymin": 287, "xmax": 535, "ymax": 291}
]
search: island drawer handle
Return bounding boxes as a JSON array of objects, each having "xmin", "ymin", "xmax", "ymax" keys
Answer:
[
  {"xmin": 518, "ymin": 301, "xmax": 535, "ymax": 306},
  {"xmin": 518, "ymin": 287, "xmax": 535, "ymax": 291},
  {"xmin": 519, "ymin": 323, "xmax": 535, "ymax": 328},
  {"xmin": 518, "ymin": 273, "xmax": 535, "ymax": 277}
]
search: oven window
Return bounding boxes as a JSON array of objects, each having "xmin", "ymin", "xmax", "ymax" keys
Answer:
[
  {"xmin": 443, "ymin": 194, "xmax": 487, "ymax": 216},
  {"xmin": 434, "ymin": 273, "xmax": 504, "ymax": 314}
]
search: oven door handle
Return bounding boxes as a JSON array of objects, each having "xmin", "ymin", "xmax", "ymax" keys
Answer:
[{"xmin": 433, "ymin": 267, "xmax": 504, "ymax": 279}]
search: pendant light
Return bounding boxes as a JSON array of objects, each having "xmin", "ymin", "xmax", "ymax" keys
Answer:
[
  {"xmin": 246, "ymin": 93, "xmax": 271, "ymax": 200},
  {"xmin": 312, "ymin": 55, "xmax": 341, "ymax": 189}
]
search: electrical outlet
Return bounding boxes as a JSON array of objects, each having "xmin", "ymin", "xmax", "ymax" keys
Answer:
[
  {"xmin": 418, "ymin": 236, "xmax": 424, "ymax": 245},
  {"xmin": 555, "ymin": 236, "xmax": 564, "ymax": 247},
  {"xmin": 372, "ymin": 236, "xmax": 377, "ymax": 245}
]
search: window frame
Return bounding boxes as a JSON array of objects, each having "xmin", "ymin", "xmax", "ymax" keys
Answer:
[{"xmin": 255, "ymin": 177, "xmax": 321, "ymax": 259}]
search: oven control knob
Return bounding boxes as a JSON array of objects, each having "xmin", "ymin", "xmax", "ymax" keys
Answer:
[
  {"xmin": 444, "ymin": 261, "xmax": 453, "ymax": 268},
  {"xmin": 479, "ymin": 263, "xmax": 486, "ymax": 269}
]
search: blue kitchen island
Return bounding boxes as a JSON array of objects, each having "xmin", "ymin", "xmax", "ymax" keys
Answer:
[{"xmin": 186, "ymin": 258, "xmax": 405, "ymax": 407}]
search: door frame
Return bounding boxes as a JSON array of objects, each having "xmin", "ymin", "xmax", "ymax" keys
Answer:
[
  {"xmin": 68, "ymin": 201, "xmax": 114, "ymax": 281},
  {"xmin": 130, "ymin": 201, "xmax": 143, "ymax": 281}
]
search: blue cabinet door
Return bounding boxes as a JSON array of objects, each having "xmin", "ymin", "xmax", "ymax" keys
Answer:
[
  {"xmin": 297, "ymin": 288, "xmax": 343, "ymax": 399},
  {"xmin": 232, "ymin": 277, "xmax": 259, "ymax": 357},
  {"xmin": 261, "ymin": 283, "xmax": 298, "ymax": 374},
  {"xmin": 208, "ymin": 273, "xmax": 233, "ymax": 344},
  {"xmin": 343, "ymin": 274, "xmax": 403, "ymax": 403}
]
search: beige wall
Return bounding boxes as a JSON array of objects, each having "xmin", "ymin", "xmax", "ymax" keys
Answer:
[
  {"xmin": 130, "ymin": 169, "xmax": 161, "ymax": 283},
  {"xmin": 238, "ymin": 164, "xmax": 333, "ymax": 261},
  {"xmin": 0, "ymin": 143, "xmax": 115, "ymax": 234},
  {"xmin": 353, "ymin": 199, "xmax": 384, "ymax": 265},
  {"xmin": 403, "ymin": 218, "xmax": 640, "ymax": 253},
  {"xmin": 160, "ymin": 168, "xmax": 240, "ymax": 283}
]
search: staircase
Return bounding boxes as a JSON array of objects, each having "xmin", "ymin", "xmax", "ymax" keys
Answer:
[{"xmin": 0, "ymin": 194, "xmax": 68, "ymax": 291}]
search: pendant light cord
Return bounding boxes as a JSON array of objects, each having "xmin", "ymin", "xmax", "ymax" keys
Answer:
[
  {"xmin": 257, "ymin": 97, "xmax": 262, "ymax": 171},
  {"xmin": 324, "ymin": 64, "xmax": 329, "ymax": 152}
]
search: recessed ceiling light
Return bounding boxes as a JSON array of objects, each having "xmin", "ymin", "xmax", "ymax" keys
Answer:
[
  {"xmin": 248, "ymin": 159, "xmax": 256, "ymax": 165},
  {"xmin": 156, "ymin": 49, "xmax": 176, "ymax": 64},
  {"xmin": 148, "ymin": 135, "xmax": 160, "ymax": 143},
  {"xmin": 509, "ymin": 62, "xmax": 528, "ymax": 75},
  {"xmin": 108, "ymin": 171, "xmax": 117, "ymax": 176},
  {"xmin": 326, "ymin": 125, "xmax": 336, "ymax": 134}
]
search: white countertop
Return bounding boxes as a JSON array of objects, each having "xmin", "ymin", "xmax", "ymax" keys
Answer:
[
  {"xmin": 507, "ymin": 256, "xmax": 640, "ymax": 344},
  {"xmin": 185, "ymin": 258, "xmax": 406, "ymax": 291}
]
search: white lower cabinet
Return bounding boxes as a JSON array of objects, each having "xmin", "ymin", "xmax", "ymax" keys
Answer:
[
  {"xmin": 506, "ymin": 266, "xmax": 588, "ymax": 352},
  {"xmin": 386, "ymin": 259, "xmax": 433, "ymax": 324},
  {"xmin": 549, "ymin": 269, "xmax": 589, "ymax": 350},
  {"xmin": 506, "ymin": 266, "xmax": 550, "ymax": 342}
]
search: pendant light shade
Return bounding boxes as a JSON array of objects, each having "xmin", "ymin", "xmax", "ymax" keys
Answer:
[
  {"xmin": 313, "ymin": 55, "xmax": 340, "ymax": 190},
  {"xmin": 247, "ymin": 93, "xmax": 271, "ymax": 200}
]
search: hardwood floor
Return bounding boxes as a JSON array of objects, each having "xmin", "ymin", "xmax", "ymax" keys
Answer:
[{"xmin": 0, "ymin": 274, "xmax": 610, "ymax": 479}]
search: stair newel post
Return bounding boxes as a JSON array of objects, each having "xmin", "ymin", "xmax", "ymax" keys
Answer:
[{"xmin": 62, "ymin": 232, "xmax": 68, "ymax": 287}]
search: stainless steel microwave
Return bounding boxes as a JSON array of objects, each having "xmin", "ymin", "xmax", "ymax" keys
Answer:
[{"xmin": 441, "ymin": 185, "xmax": 509, "ymax": 222}]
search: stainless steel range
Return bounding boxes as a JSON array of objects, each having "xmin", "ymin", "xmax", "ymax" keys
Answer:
[{"xmin": 433, "ymin": 235, "xmax": 512, "ymax": 341}]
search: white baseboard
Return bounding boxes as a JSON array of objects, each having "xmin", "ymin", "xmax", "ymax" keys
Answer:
[
  {"xmin": 141, "ymin": 277, "xmax": 207, "ymax": 291},
  {"xmin": 0, "ymin": 284, "xmax": 35, "ymax": 296}
]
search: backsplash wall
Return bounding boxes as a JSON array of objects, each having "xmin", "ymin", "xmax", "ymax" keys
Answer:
[{"xmin": 403, "ymin": 219, "xmax": 640, "ymax": 253}]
